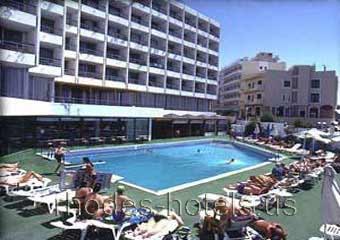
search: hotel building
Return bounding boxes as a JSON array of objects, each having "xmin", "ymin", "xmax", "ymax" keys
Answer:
[
  {"xmin": 217, "ymin": 52, "xmax": 286, "ymax": 116},
  {"xmin": 241, "ymin": 65, "xmax": 338, "ymax": 123},
  {"xmin": 0, "ymin": 0, "xmax": 223, "ymax": 154}
]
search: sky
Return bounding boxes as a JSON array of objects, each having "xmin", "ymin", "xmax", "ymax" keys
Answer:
[{"xmin": 183, "ymin": 0, "xmax": 340, "ymax": 100}]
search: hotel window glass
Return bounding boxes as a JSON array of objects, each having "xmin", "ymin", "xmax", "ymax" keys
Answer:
[
  {"xmin": 292, "ymin": 77, "xmax": 298, "ymax": 89},
  {"xmin": 292, "ymin": 91, "xmax": 298, "ymax": 103},
  {"xmin": 311, "ymin": 79, "xmax": 320, "ymax": 89},
  {"xmin": 257, "ymin": 94, "xmax": 262, "ymax": 99},
  {"xmin": 283, "ymin": 80, "xmax": 290, "ymax": 87},
  {"xmin": 311, "ymin": 93, "xmax": 320, "ymax": 103}
]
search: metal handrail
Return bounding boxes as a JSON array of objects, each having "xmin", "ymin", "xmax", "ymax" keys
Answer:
[
  {"xmin": 79, "ymin": 47, "xmax": 103, "ymax": 56},
  {"xmin": 41, "ymin": 24, "xmax": 63, "ymax": 35},
  {"xmin": 0, "ymin": 40, "xmax": 35, "ymax": 54},
  {"xmin": 80, "ymin": 22, "xmax": 104, "ymax": 33},
  {"xmin": 108, "ymin": 30, "xmax": 127, "ymax": 40},
  {"xmin": 82, "ymin": 0, "xmax": 106, "ymax": 11},
  {"xmin": 106, "ymin": 74, "xmax": 125, "ymax": 82},
  {"xmin": 78, "ymin": 71, "xmax": 102, "ymax": 79},
  {"xmin": 1, "ymin": 0, "xmax": 36, "ymax": 14},
  {"xmin": 129, "ymin": 57, "xmax": 147, "ymax": 65},
  {"xmin": 106, "ymin": 52, "xmax": 126, "ymax": 61},
  {"xmin": 39, "ymin": 57, "xmax": 61, "ymax": 67}
]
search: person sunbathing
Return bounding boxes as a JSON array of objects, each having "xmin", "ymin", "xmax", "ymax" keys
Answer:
[
  {"xmin": 228, "ymin": 182, "xmax": 270, "ymax": 195},
  {"xmin": 249, "ymin": 175, "xmax": 277, "ymax": 187},
  {"xmin": 250, "ymin": 219, "xmax": 287, "ymax": 240},
  {"xmin": 0, "ymin": 163, "xmax": 20, "ymax": 172},
  {"xmin": 0, "ymin": 171, "xmax": 43, "ymax": 186},
  {"xmin": 132, "ymin": 211, "xmax": 184, "ymax": 238}
]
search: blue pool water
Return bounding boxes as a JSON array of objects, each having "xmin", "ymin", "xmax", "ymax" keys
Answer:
[{"xmin": 65, "ymin": 141, "xmax": 274, "ymax": 191}]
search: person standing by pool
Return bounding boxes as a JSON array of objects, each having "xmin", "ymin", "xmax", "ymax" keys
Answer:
[
  {"xmin": 113, "ymin": 185, "xmax": 133, "ymax": 223},
  {"xmin": 54, "ymin": 145, "xmax": 66, "ymax": 174}
]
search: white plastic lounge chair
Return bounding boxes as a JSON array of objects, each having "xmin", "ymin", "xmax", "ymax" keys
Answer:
[
  {"xmin": 0, "ymin": 169, "xmax": 26, "ymax": 177},
  {"xmin": 8, "ymin": 184, "xmax": 60, "ymax": 197},
  {"xmin": 320, "ymin": 224, "xmax": 340, "ymax": 239},
  {"xmin": 284, "ymin": 143, "xmax": 302, "ymax": 153},
  {"xmin": 1, "ymin": 177, "xmax": 51, "ymax": 194},
  {"xmin": 50, "ymin": 218, "xmax": 89, "ymax": 240},
  {"xmin": 28, "ymin": 189, "xmax": 75, "ymax": 214}
]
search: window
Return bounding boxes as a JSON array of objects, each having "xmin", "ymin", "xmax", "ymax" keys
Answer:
[
  {"xmin": 292, "ymin": 91, "xmax": 298, "ymax": 103},
  {"xmin": 311, "ymin": 79, "xmax": 320, "ymax": 88},
  {"xmin": 257, "ymin": 94, "xmax": 262, "ymax": 99},
  {"xmin": 259, "ymin": 66, "xmax": 263, "ymax": 70},
  {"xmin": 258, "ymin": 80, "xmax": 262, "ymax": 85},
  {"xmin": 311, "ymin": 93, "xmax": 320, "ymax": 103},
  {"xmin": 247, "ymin": 95, "xmax": 251, "ymax": 101},
  {"xmin": 282, "ymin": 95, "xmax": 285, "ymax": 101},
  {"xmin": 292, "ymin": 77, "xmax": 298, "ymax": 89},
  {"xmin": 283, "ymin": 80, "xmax": 291, "ymax": 87}
]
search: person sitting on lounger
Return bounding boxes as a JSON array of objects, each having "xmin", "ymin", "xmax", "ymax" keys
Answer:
[
  {"xmin": 112, "ymin": 185, "xmax": 133, "ymax": 223},
  {"xmin": 132, "ymin": 210, "xmax": 184, "ymax": 238},
  {"xmin": 272, "ymin": 164, "xmax": 285, "ymax": 181},
  {"xmin": 250, "ymin": 219, "xmax": 287, "ymax": 240},
  {"xmin": 0, "ymin": 171, "xmax": 43, "ymax": 186}
]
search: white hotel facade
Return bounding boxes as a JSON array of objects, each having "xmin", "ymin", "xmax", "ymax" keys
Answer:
[{"xmin": 0, "ymin": 0, "xmax": 224, "ymax": 154}]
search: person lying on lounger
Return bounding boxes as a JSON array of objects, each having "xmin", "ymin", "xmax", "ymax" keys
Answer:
[
  {"xmin": 228, "ymin": 182, "xmax": 271, "ymax": 195},
  {"xmin": 0, "ymin": 171, "xmax": 43, "ymax": 186},
  {"xmin": 0, "ymin": 163, "xmax": 20, "ymax": 171},
  {"xmin": 132, "ymin": 211, "xmax": 184, "ymax": 238},
  {"xmin": 249, "ymin": 175, "xmax": 277, "ymax": 187},
  {"xmin": 250, "ymin": 219, "xmax": 287, "ymax": 240}
]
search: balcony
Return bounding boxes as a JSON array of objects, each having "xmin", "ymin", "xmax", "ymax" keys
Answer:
[
  {"xmin": 106, "ymin": 74, "xmax": 125, "ymax": 82},
  {"xmin": 149, "ymin": 79, "xmax": 164, "ymax": 88},
  {"xmin": 131, "ymin": 16, "xmax": 149, "ymax": 27},
  {"xmin": 40, "ymin": 24, "xmax": 63, "ymax": 35},
  {"xmin": 196, "ymin": 72, "xmax": 206, "ymax": 78},
  {"xmin": 108, "ymin": 29, "xmax": 127, "ymax": 41},
  {"xmin": 166, "ymin": 83, "xmax": 180, "ymax": 90},
  {"xmin": 168, "ymin": 48, "xmax": 181, "ymax": 56},
  {"xmin": 182, "ymin": 69, "xmax": 193, "ymax": 75},
  {"xmin": 65, "ymin": 42, "xmax": 77, "ymax": 51},
  {"xmin": 66, "ymin": 18, "xmax": 78, "ymax": 26},
  {"xmin": 197, "ymin": 56, "xmax": 206, "ymax": 63},
  {"xmin": 80, "ymin": 22, "xmax": 104, "ymax": 34},
  {"xmin": 152, "ymin": 4, "xmax": 167, "ymax": 15},
  {"xmin": 182, "ymin": 85, "xmax": 193, "ymax": 92},
  {"xmin": 0, "ymin": 40, "xmax": 35, "ymax": 54},
  {"xmin": 79, "ymin": 47, "xmax": 103, "ymax": 56},
  {"xmin": 64, "ymin": 68, "xmax": 75, "ymax": 75},
  {"xmin": 151, "ymin": 23, "xmax": 165, "ymax": 33},
  {"xmin": 106, "ymin": 52, "xmax": 126, "ymax": 61},
  {"xmin": 129, "ymin": 57, "xmax": 146, "ymax": 66},
  {"xmin": 185, "ymin": 19, "xmax": 196, "ymax": 27},
  {"xmin": 78, "ymin": 70, "xmax": 102, "ymax": 79},
  {"xmin": 167, "ymin": 65, "xmax": 180, "ymax": 72},
  {"xmin": 195, "ymin": 87, "xmax": 205, "ymax": 93},
  {"xmin": 39, "ymin": 57, "xmax": 61, "ymax": 67},
  {"xmin": 130, "ymin": 37, "xmax": 147, "ymax": 46},
  {"xmin": 82, "ymin": 0, "xmax": 106, "ymax": 11},
  {"xmin": 149, "ymin": 62, "xmax": 164, "ymax": 69},
  {"xmin": 208, "ymin": 75, "xmax": 217, "ymax": 81},
  {"xmin": 168, "ymin": 29, "xmax": 181, "ymax": 39},
  {"xmin": 129, "ymin": 78, "xmax": 145, "ymax": 85},
  {"xmin": 170, "ymin": 11, "xmax": 182, "ymax": 21},
  {"xmin": 1, "ymin": 0, "xmax": 36, "ymax": 14}
]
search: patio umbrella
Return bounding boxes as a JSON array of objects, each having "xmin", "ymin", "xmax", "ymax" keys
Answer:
[{"xmin": 321, "ymin": 166, "xmax": 340, "ymax": 226}]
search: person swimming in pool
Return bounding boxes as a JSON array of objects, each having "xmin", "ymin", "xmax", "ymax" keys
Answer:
[
  {"xmin": 226, "ymin": 158, "xmax": 235, "ymax": 164},
  {"xmin": 197, "ymin": 149, "xmax": 201, "ymax": 153}
]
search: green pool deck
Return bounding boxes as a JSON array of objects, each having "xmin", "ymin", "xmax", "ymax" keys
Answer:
[{"xmin": 0, "ymin": 138, "xmax": 337, "ymax": 240}]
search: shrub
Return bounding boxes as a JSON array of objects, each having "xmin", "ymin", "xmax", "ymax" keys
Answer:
[
  {"xmin": 244, "ymin": 121, "xmax": 257, "ymax": 136},
  {"xmin": 260, "ymin": 112, "xmax": 274, "ymax": 122}
]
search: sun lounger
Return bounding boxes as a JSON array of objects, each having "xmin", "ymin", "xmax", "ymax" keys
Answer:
[
  {"xmin": 0, "ymin": 177, "xmax": 51, "ymax": 194},
  {"xmin": 0, "ymin": 169, "xmax": 26, "ymax": 178},
  {"xmin": 284, "ymin": 143, "xmax": 302, "ymax": 153},
  {"xmin": 50, "ymin": 218, "xmax": 89, "ymax": 240},
  {"xmin": 7, "ymin": 184, "xmax": 60, "ymax": 197},
  {"xmin": 320, "ymin": 224, "xmax": 340, "ymax": 239},
  {"xmin": 28, "ymin": 189, "xmax": 75, "ymax": 214}
]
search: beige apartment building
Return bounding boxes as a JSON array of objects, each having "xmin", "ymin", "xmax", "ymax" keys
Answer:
[
  {"xmin": 217, "ymin": 52, "xmax": 286, "ymax": 115},
  {"xmin": 241, "ymin": 65, "xmax": 338, "ymax": 123}
]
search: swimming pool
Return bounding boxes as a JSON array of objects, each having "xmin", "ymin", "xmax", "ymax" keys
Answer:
[{"xmin": 65, "ymin": 140, "xmax": 275, "ymax": 194}]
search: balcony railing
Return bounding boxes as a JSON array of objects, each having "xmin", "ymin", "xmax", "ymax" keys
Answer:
[
  {"xmin": 170, "ymin": 11, "xmax": 182, "ymax": 21},
  {"xmin": 209, "ymin": 61, "xmax": 218, "ymax": 66},
  {"xmin": 129, "ymin": 57, "xmax": 146, "ymax": 65},
  {"xmin": 131, "ymin": 16, "xmax": 149, "ymax": 27},
  {"xmin": 40, "ymin": 24, "xmax": 63, "ymax": 35},
  {"xmin": 150, "ymin": 62, "xmax": 164, "ymax": 69},
  {"xmin": 130, "ymin": 37, "xmax": 147, "ymax": 46},
  {"xmin": 78, "ymin": 71, "xmax": 102, "ymax": 79},
  {"xmin": 185, "ymin": 19, "xmax": 196, "ymax": 27},
  {"xmin": 39, "ymin": 57, "xmax": 61, "ymax": 67},
  {"xmin": 106, "ymin": 52, "xmax": 126, "ymax": 61},
  {"xmin": 82, "ymin": 0, "xmax": 106, "ymax": 11},
  {"xmin": 151, "ymin": 24, "xmax": 165, "ymax": 33},
  {"xmin": 79, "ymin": 47, "xmax": 103, "ymax": 56},
  {"xmin": 168, "ymin": 48, "xmax": 181, "ymax": 55},
  {"xmin": 168, "ymin": 30, "xmax": 181, "ymax": 38},
  {"xmin": 197, "ymin": 56, "xmax": 206, "ymax": 62},
  {"xmin": 80, "ymin": 22, "xmax": 104, "ymax": 33},
  {"xmin": 65, "ymin": 43, "xmax": 77, "ymax": 51},
  {"xmin": 207, "ymin": 90, "xmax": 216, "ymax": 95},
  {"xmin": 167, "ymin": 65, "xmax": 179, "ymax": 72},
  {"xmin": 150, "ymin": 44, "xmax": 165, "ymax": 51},
  {"xmin": 208, "ymin": 75, "xmax": 217, "ymax": 80},
  {"xmin": 108, "ymin": 7, "xmax": 127, "ymax": 18},
  {"xmin": 196, "ymin": 72, "xmax": 206, "ymax": 78},
  {"xmin": 184, "ymin": 37, "xmax": 195, "ymax": 44},
  {"xmin": 183, "ymin": 53, "xmax": 195, "ymax": 60},
  {"xmin": 1, "ymin": 0, "xmax": 36, "ymax": 14},
  {"xmin": 182, "ymin": 69, "xmax": 193, "ymax": 75},
  {"xmin": 182, "ymin": 85, "xmax": 193, "ymax": 91},
  {"xmin": 106, "ymin": 74, "xmax": 125, "ymax": 82},
  {"xmin": 152, "ymin": 4, "xmax": 167, "ymax": 14},
  {"xmin": 108, "ymin": 30, "xmax": 127, "ymax": 40},
  {"xmin": 66, "ymin": 18, "xmax": 78, "ymax": 26},
  {"xmin": 129, "ymin": 78, "xmax": 145, "ymax": 85},
  {"xmin": 64, "ymin": 68, "xmax": 75, "ymax": 75},
  {"xmin": 195, "ymin": 88, "xmax": 205, "ymax": 93},
  {"xmin": 149, "ymin": 80, "xmax": 163, "ymax": 88},
  {"xmin": 0, "ymin": 40, "xmax": 35, "ymax": 54},
  {"xmin": 166, "ymin": 83, "xmax": 180, "ymax": 90}
]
